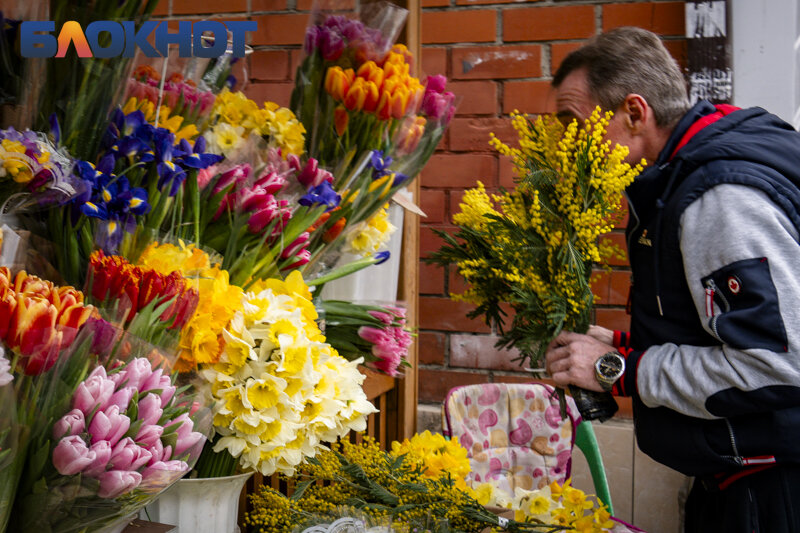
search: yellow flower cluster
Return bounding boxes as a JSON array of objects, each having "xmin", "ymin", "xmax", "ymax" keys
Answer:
[
  {"xmin": 200, "ymin": 271, "xmax": 377, "ymax": 476},
  {"xmin": 343, "ymin": 205, "xmax": 396, "ymax": 256},
  {"xmin": 390, "ymin": 430, "xmax": 471, "ymax": 484},
  {"xmin": 122, "ymin": 97, "xmax": 199, "ymax": 142},
  {"xmin": 451, "ymin": 181, "xmax": 499, "ymax": 232},
  {"xmin": 137, "ymin": 241, "xmax": 242, "ymax": 371},
  {"xmin": 204, "ymin": 89, "xmax": 305, "ymax": 157},
  {"xmin": 0, "ymin": 139, "xmax": 51, "ymax": 183}
]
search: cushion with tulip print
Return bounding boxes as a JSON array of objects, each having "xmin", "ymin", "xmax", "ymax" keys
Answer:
[{"xmin": 443, "ymin": 383, "xmax": 579, "ymax": 498}]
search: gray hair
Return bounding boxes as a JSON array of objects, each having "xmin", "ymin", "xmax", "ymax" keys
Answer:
[{"xmin": 552, "ymin": 27, "xmax": 690, "ymax": 128}]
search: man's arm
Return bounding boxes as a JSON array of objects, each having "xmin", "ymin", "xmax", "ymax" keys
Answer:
[{"xmin": 635, "ymin": 183, "xmax": 800, "ymax": 419}]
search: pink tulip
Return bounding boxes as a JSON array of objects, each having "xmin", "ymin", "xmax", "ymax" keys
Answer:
[
  {"xmin": 212, "ymin": 165, "xmax": 251, "ymax": 196},
  {"xmin": 254, "ymin": 171, "xmax": 287, "ymax": 195},
  {"xmin": 137, "ymin": 394, "xmax": 163, "ymax": 426},
  {"xmin": 88, "ymin": 405, "xmax": 131, "ymax": 447},
  {"xmin": 425, "ymin": 74, "xmax": 448, "ymax": 94},
  {"xmin": 147, "ymin": 438, "xmax": 166, "ymax": 465},
  {"xmin": 139, "ymin": 368, "xmax": 167, "ymax": 393},
  {"xmin": 116, "ymin": 358, "xmax": 153, "ymax": 390},
  {"xmin": 197, "ymin": 164, "xmax": 218, "ymax": 189},
  {"xmin": 280, "ymin": 249, "xmax": 311, "ymax": 271},
  {"xmin": 52, "ymin": 435, "xmax": 96, "ymax": 475},
  {"xmin": 160, "ymin": 384, "xmax": 176, "ymax": 407},
  {"xmin": 140, "ymin": 460, "xmax": 189, "ymax": 487},
  {"xmin": 367, "ymin": 310, "xmax": 394, "ymax": 325},
  {"xmin": 83, "ymin": 441, "xmax": 113, "ymax": 477},
  {"xmin": 97, "ymin": 470, "xmax": 142, "ymax": 498},
  {"xmin": 106, "ymin": 387, "xmax": 135, "ymax": 412},
  {"xmin": 136, "ymin": 424, "xmax": 164, "ymax": 449},
  {"xmin": 236, "ymin": 186, "xmax": 272, "ymax": 213},
  {"xmin": 53, "ymin": 409, "xmax": 85, "ymax": 439},
  {"xmin": 109, "ymin": 437, "xmax": 152, "ymax": 471},
  {"xmin": 296, "ymin": 158, "xmax": 333, "ymax": 189},
  {"xmin": 280, "ymin": 232, "xmax": 310, "ymax": 260},
  {"xmin": 73, "ymin": 369, "xmax": 116, "ymax": 415},
  {"xmin": 166, "ymin": 414, "xmax": 205, "ymax": 456},
  {"xmin": 247, "ymin": 197, "xmax": 281, "ymax": 234}
]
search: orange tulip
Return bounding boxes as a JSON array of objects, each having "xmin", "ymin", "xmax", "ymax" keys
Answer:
[
  {"xmin": 390, "ymin": 86, "xmax": 411, "ymax": 119},
  {"xmin": 9, "ymin": 295, "xmax": 58, "ymax": 357},
  {"xmin": 356, "ymin": 61, "xmax": 385, "ymax": 90},
  {"xmin": 343, "ymin": 77, "xmax": 369, "ymax": 111},
  {"xmin": 396, "ymin": 115, "xmax": 427, "ymax": 155},
  {"xmin": 323, "ymin": 217, "xmax": 347, "ymax": 243},
  {"xmin": 362, "ymin": 80, "xmax": 380, "ymax": 113},
  {"xmin": 324, "ymin": 67, "xmax": 354, "ymax": 102},
  {"xmin": 0, "ymin": 287, "xmax": 17, "ymax": 339},
  {"xmin": 334, "ymin": 105, "xmax": 349, "ymax": 137}
]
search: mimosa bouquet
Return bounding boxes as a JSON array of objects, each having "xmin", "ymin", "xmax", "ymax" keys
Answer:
[{"xmin": 428, "ymin": 109, "xmax": 643, "ymax": 417}]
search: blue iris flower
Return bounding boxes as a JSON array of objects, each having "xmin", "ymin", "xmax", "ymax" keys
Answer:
[
  {"xmin": 299, "ymin": 181, "xmax": 341, "ymax": 212},
  {"xmin": 175, "ymin": 137, "xmax": 223, "ymax": 169},
  {"xmin": 369, "ymin": 150, "xmax": 393, "ymax": 179}
]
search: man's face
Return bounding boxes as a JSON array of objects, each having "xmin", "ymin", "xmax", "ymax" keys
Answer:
[{"xmin": 554, "ymin": 68, "xmax": 638, "ymax": 163}]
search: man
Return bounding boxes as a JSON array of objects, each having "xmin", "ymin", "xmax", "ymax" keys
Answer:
[{"xmin": 544, "ymin": 27, "xmax": 800, "ymax": 531}]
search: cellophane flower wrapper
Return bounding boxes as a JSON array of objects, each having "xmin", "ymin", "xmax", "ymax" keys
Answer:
[
  {"xmin": 194, "ymin": 270, "xmax": 377, "ymax": 478},
  {"xmin": 44, "ymin": 106, "xmax": 223, "ymax": 286},
  {"xmin": 0, "ymin": 347, "xmax": 17, "ymax": 533},
  {"xmin": 318, "ymin": 300, "xmax": 411, "ymax": 377},
  {"xmin": 31, "ymin": 0, "xmax": 160, "ymax": 161},
  {"xmin": 196, "ymin": 139, "xmax": 338, "ymax": 287},
  {"xmin": 13, "ymin": 326, "xmax": 212, "ymax": 533}
]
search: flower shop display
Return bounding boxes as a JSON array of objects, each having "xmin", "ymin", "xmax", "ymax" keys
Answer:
[{"xmin": 428, "ymin": 108, "xmax": 643, "ymax": 420}]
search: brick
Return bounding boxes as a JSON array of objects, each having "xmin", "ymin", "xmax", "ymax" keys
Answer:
[
  {"xmin": 423, "ymin": 0, "xmax": 450, "ymax": 7},
  {"xmin": 419, "ymin": 369, "xmax": 488, "ymax": 403},
  {"xmin": 289, "ymin": 50, "xmax": 306, "ymax": 82},
  {"xmin": 244, "ymin": 81, "xmax": 294, "ymax": 107},
  {"xmin": 421, "ymin": 153, "xmax": 498, "ymax": 188},
  {"xmin": 250, "ymin": 50, "xmax": 290, "ymax": 81},
  {"xmin": 602, "ymin": 2, "xmax": 685, "ymax": 36},
  {"xmin": 503, "ymin": 80, "xmax": 555, "ymax": 115},
  {"xmin": 457, "ymin": 0, "xmax": 540, "ymax": 5},
  {"xmin": 551, "ymin": 42, "xmax": 583, "ymax": 75},
  {"xmin": 591, "ymin": 270, "xmax": 611, "ymax": 305},
  {"xmin": 603, "ymin": 231, "xmax": 630, "ymax": 267},
  {"xmin": 297, "ymin": 0, "xmax": 355, "ymax": 9},
  {"xmin": 418, "ymin": 331, "xmax": 447, "ymax": 364},
  {"xmin": 419, "ymin": 296, "xmax": 492, "ymax": 333},
  {"xmin": 449, "ymin": 81, "xmax": 497, "ymax": 116},
  {"xmin": 152, "ymin": 1, "xmax": 170, "ymax": 16},
  {"xmin": 420, "ymin": 188, "xmax": 446, "ymax": 223},
  {"xmin": 608, "ymin": 270, "xmax": 631, "ymax": 307},
  {"xmin": 663, "ymin": 39, "xmax": 688, "ymax": 71},
  {"xmin": 421, "ymin": 47, "xmax": 448, "ymax": 78},
  {"xmin": 252, "ymin": 14, "xmax": 309, "ymax": 45},
  {"xmin": 498, "ymin": 155, "xmax": 517, "ymax": 189},
  {"xmin": 420, "ymin": 225, "xmax": 449, "ymax": 258},
  {"xmin": 448, "ymin": 117, "xmax": 516, "ymax": 152},
  {"xmin": 251, "ymin": 0, "xmax": 288, "ymax": 10},
  {"xmin": 452, "ymin": 45, "xmax": 541, "ymax": 80},
  {"xmin": 419, "ymin": 261, "xmax": 446, "ymax": 294},
  {"xmin": 448, "ymin": 264, "xmax": 471, "ymax": 296},
  {"xmin": 422, "ymin": 10, "xmax": 497, "ymax": 44},
  {"xmin": 172, "ymin": 0, "xmax": 247, "ymax": 14},
  {"xmin": 504, "ymin": 6, "xmax": 595, "ymax": 42},
  {"xmin": 450, "ymin": 334, "xmax": 524, "ymax": 371},
  {"xmin": 594, "ymin": 308, "xmax": 631, "ymax": 332}
]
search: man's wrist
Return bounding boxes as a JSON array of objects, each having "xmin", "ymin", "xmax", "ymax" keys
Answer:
[{"xmin": 594, "ymin": 350, "xmax": 626, "ymax": 391}]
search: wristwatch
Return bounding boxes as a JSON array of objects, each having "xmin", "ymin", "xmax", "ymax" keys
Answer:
[{"xmin": 594, "ymin": 351, "xmax": 625, "ymax": 391}]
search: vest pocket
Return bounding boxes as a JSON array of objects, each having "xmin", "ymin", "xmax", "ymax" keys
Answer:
[{"xmin": 700, "ymin": 257, "xmax": 788, "ymax": 352}]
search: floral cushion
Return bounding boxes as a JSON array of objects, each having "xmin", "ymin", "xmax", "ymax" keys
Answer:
[{"xmin": 443, "ymin": 383, "xmax": 580, "ymax": 496}]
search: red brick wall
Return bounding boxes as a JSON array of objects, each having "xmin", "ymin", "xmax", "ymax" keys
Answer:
[
  {"xmin": 417, "ymin": 0, "xmax": 688, "ymax": 408},
  {"xmin": 153, "ymin": 0, "xmax": 688, "ymax": 410}
]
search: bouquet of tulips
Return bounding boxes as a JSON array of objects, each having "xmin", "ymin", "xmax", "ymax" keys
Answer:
[
  {"xmin": 12, "ymin": 331, "xmax": 210, "ymax": 533},
  {"xmin": 320, "ymin": 300, "xmax": 412, "ymax": 377}
]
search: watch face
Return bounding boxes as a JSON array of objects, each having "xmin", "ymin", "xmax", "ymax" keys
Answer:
[{"xmin": 598, "ymin": 354, "xmax": 623, "ymax": 379}]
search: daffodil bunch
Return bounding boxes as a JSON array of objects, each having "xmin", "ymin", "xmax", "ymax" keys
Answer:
[
  {"xmin": 203, "ymin": 89, "xmax": 305, "ymax": 159},
  {"xmin": 194, "ymin": 270, "xmax": 377, "ymax": 478},
  {"xmin": 245, "ymin": 435, "xmax": 569, "ymax": 533},
  {"xmin": 429, "ymin": 108, "xmax": 644, "ymax": 368}
]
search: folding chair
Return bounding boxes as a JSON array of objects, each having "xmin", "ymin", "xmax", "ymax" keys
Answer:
[{"xmin": 442, "ymin": 382, "xmax": 613, "ymax": 514}]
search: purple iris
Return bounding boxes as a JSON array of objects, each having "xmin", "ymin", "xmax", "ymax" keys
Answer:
[
  {"xmin": 369, "ymin": 150, "xmax": 393, "ymax": 179},
  {"xmin": 298, "ymin": 181, "xmax": 340, "ymax": 212}
]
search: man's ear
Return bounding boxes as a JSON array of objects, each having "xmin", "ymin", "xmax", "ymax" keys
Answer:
[{"xmin": 621, "ymin": 94, "xmax": 650, "ymax": 134}]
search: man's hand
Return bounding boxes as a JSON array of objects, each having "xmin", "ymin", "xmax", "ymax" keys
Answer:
[{"xmin": 545, "ymin": 331, "xmax": 615, "ymax": 392}]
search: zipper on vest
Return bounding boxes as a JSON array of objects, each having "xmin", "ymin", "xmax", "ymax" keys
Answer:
[
  {"xmin": 724, "ymin": 418, "xmax": 744, "ymax": 466},
  {"xmin": 705, "ymin": 279, "xmax": 727, "ymax": 340}
]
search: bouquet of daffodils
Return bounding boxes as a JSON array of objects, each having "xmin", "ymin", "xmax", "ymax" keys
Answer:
[{"xmin": 428, "ymin": 108, "xmax": 642, "ymax": 369}]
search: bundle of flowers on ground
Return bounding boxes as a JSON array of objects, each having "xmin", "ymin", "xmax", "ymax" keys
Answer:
[
  {"xmin": 320, "ymin": 299, "xmax": 412, "ymax": 377},
  {"xmin": 245, "ymin": 434, "xmax": 582, "ymax": 533},
  {"xmin": 428, "ymin": 108, "xmax": 643, "ymax": 369}
]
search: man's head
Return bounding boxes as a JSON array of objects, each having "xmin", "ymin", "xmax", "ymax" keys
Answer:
[{"xmin": 552, "ymin": 27, "xmax": 690, "ymax": 163}]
